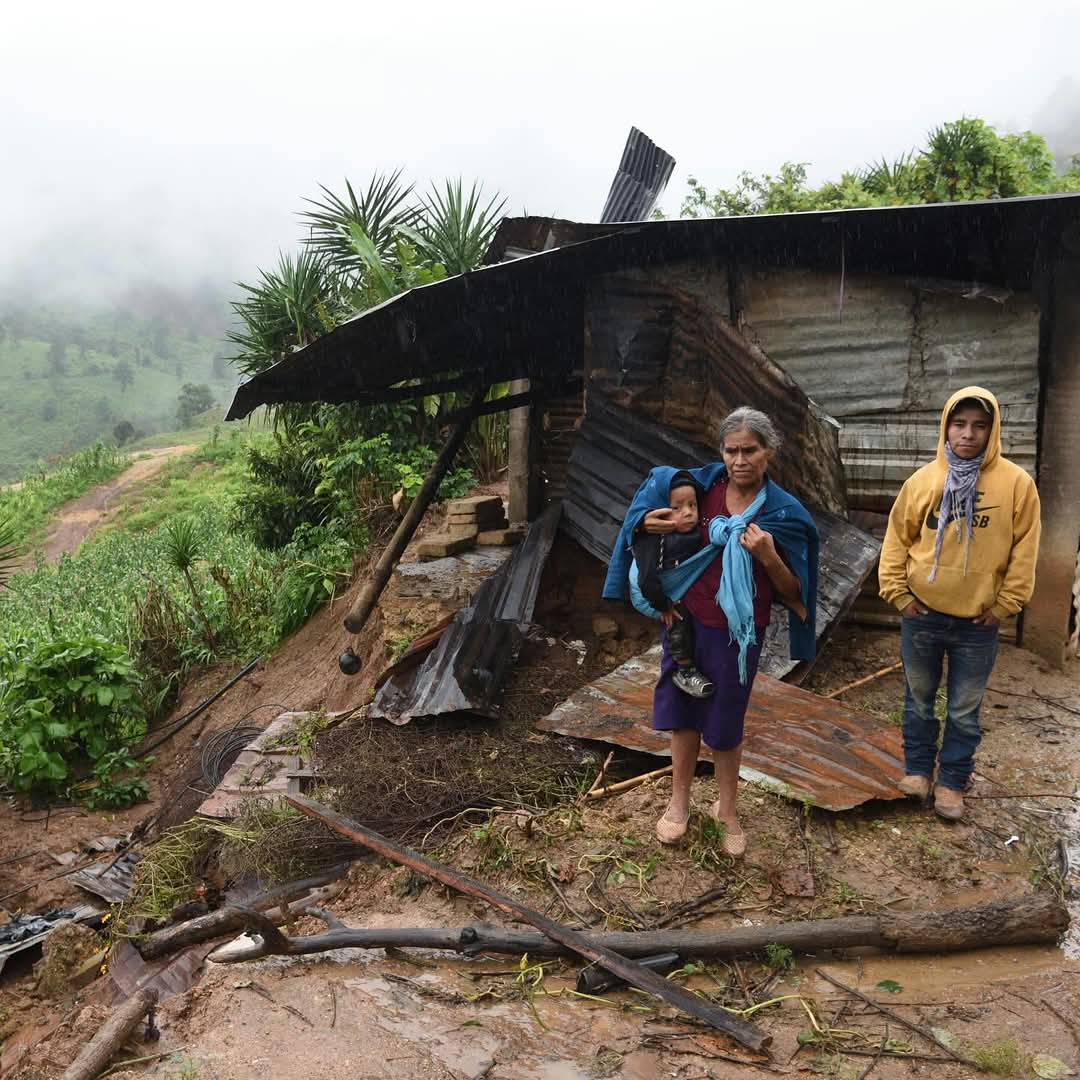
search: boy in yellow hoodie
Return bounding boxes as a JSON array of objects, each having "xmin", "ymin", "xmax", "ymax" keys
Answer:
[{"xmin": 879, "ymin": 386, "xmax": 1041, "ymax": 820}]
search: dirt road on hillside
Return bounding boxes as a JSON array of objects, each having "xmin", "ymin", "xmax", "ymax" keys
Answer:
[{"xmin": 13, "ymin": 445, "xmax": 196, "ymax": 569}]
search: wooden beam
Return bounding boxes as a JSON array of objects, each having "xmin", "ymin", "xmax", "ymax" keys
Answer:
[
  {"xmin": 285, "ymin": 793, "xmax": 770, "ymax": 1053},
  {"xmin": 1026, "ymin": 228, "xmax": 1080, "ymax": 667},
  {"xmin": 343, "ymin": 392, "xmax": 483, "ymax": 634}
]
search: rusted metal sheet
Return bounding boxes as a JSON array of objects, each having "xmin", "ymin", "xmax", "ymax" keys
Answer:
[
  {"xmin": 371, "ymin": 502, "xmax": 562, "ymax": 722},
  {"xmin": 562, "ymin": 390, "xmax": 879, "ymax": 680},
  {"xmin": 599, "ymin": 127, "xmax": 675, "ymax": 224},
  {"xmin": 585, "ymin": 264, "xmax": 848, "ymax": 517},
  {"xmin": 536, "ymin": 646, "xmax": 904, "ymax": 811},
  {"xmin": 742, "ymin": 270, "xmax": 1040, "ymax": 511},
  {"xmin": 103, "ymin": 938, "xmax": 217, "ymax": 1005},
  {"xmin": 65, "ymin": 849, "xmax": 141, "ymax": 904}
]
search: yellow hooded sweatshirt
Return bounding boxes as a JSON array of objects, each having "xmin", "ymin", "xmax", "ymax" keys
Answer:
[{"xmin": 878, "ymin": 386, "xmax": 1041, "ymax": 620}]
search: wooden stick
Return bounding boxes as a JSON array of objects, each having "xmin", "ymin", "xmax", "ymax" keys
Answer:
[
  {"xmin": 823, "ymin": 662, "xmax": 903, "ymax": 699},
  {"xmin": 285, "ymin": 793, "xmax": 771, "ymax": 1053},
  {"xmin": 1042, "ymin": 996, "xmax": 1080, "ymax": 1055},
  {"xmin": 343, "ymin": 393, "xmax": 483, "ymax": 633},
  {"xmin": 814, "ymin": 969, "xmax": 972, "ymax": 1065},
  {"xmin": 137, "ymin": 867, "xmax": 349, "ymax": 960},
  {"xmin": 585, "ymin": 765, "xmax": 673, "ymax": 801},
  {"xmin": 61, "ymin": 988, "xmax": 157, "ymax": 1080},
  {"xmin": 585, "ymin": 752, "xmax": 615, "ymax": 796}
]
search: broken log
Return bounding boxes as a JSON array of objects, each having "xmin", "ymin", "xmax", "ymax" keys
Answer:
[
  {"xmin": 285, "ymin": 793, "xmax": 770, "ymax": 1053},
  {"xmin": 343, "ymin": 392, "xmax": 484, "ymax": 634},
  {"xmin": 61, "ymin": 988, "xmax": 157, "ymax": 1080},
  {"xmin": 209, "ymin": 894, "xmax": 1068, "ymax": 964},
  {"xmin": 137, "ymin": 869, "xmax": 347, "ymax": 960}
]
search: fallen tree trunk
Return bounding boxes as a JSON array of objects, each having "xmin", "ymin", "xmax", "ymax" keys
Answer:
[
  {"xmin": 285, "ymin": 793, "xmax": 770, "ymax": 1054},
  {"xmin": 61, "ymin": 988, "xmax": 157, "ymax": 1080},
  {"xmin": 208, "ymin": 893, "xmax": 1067, "ymax": 964},
  {"xmin": 136, "ymin": 868, "xmax": 348, "ymax": 961}
]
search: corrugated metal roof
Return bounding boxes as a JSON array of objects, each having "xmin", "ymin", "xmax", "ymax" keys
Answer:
[
  {"xmin": 370, "ymin": 503, "xmax": 562, "ymax": 722},
  {"xmin": 599, "ymin": 127, "xmax": 676, "ymax": 224},
  {"xmin": 742, "ymin": 271, "xmax": 1040, "ymax": 509},
  {"xmin": 228, "ymin": 194, "xmax": 1080, "ymax": 420},
  {"xmin": 562, "ymin": 390, "xmax": 880, "ymax": 680},
  {"xmin": 535, "ymin": 645, "xmax": 905, "ymax": 811}
]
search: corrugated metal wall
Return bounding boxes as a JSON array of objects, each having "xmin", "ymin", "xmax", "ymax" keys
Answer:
[{"xmin": 740, "ymin": 270, "xmax": 1040, "ymax": 512}]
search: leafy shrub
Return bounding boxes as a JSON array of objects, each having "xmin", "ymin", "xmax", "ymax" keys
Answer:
[{"xmin": 0, "ymin": 633, "xmax": 145, "ymax": 794}]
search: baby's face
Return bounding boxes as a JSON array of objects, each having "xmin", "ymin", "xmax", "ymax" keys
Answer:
[{"xmin": 669, "ymin": 484, "xmax": 699, "ymax": 532}]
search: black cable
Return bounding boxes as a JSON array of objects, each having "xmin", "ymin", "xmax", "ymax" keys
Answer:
[{"xmin": 135, "ymin": 656, "xmax": 261, "ymax": 760}]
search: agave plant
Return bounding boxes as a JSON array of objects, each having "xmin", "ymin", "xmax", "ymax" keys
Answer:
[
  {"xmin": 300, "ymin": 171, "xmax": 418, "ymax": 275},
  {"xmin": 409, "ymin": 179, "xmax": 507, "ymax": 275},
  {"xmin": 163, "ymin": 518, "xmax": 217, "ymax": 651}
]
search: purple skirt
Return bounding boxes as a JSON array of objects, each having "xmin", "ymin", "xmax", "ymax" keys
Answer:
[{"xmin": 652, "ymin": 614, "xmax": 764, "ymax": 752}]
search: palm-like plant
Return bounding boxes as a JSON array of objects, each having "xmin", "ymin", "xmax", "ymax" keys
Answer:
[
  {"xmin": 300, "ymin": 171, "xmax": 418, "ymax": 275},
  {"xmin": 860, "ymin": 152, "xmax": 919, "ymax": 199},
  {"xmin": 163, "ymin": 518, "xmax": 217, "ymax": 651},
  {"xmin": 410, "ymin": 179, "xmax": 507, "ymax": 274},
  {"xmin": 228, "ymin": 250, "xmax": 340, "ymax": 377}
]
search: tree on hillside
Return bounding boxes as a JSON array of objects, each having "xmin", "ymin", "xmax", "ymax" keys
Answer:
[
  {"xmin": 177, "ymin": 383, "xmax": 215, "ymax": 426},
  {"xmin": 675, "ymin": 117, "xmax": 1080, "ymax": 219},
  {"xmin": 48, "ymin": 338, "xmax": 67, "ymax": 376},
  {"xmin": 114, "ymin": 359, "xmax": 135, "ymax": 393},
  {"xmin": 42, "ymin": 399, "xmax": 58, "ymax": 422},
  {"xmin": 211, "ymin": 353, "xmax": 230, "ymax": 381},
  {"xmin": 113, "ymin": 420, "xmax": 135, "ymax": 446}
]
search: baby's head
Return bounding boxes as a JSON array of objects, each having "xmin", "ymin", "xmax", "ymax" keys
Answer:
[{"xmin": 669, "ymin": 472, "xmax": 700, "ymax": 533}]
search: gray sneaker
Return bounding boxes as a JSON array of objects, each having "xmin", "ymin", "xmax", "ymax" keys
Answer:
[{"xmin": 673, "ymin": 666, "xmax": 715, "ymax": 698}]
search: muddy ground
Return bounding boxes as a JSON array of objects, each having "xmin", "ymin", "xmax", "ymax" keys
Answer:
[{"xmin": 2, "ymin": 498, "xmax": 1079, "ymax": 1078}]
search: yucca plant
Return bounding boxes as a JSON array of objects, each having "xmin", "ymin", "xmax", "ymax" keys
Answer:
[
  {"xmin": 227, "ymin": 250, "xmax": 340, "ymax": 377},
  {"xmin": 163, "ymin": 518, "xmax": 217, "ymax": 651},
  {"xmin": 300, "ymin": 171, "xmax": 418, "ymax": 275},
  {"xmin": 409, "ymin": 179, "xmax": 507, "ymax": 275}
]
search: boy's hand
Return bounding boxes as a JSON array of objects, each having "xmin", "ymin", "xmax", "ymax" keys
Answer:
[
  {"xmin": 973, "ymin": 609, "xmax": 1000, "ymax": 626},
  {"xmin": 642, "ymin": 508, "xmax": 679, "ymax": 534},
  {"xmin": 900, "ymin": 600, "xmax": 928, "ymax": 617},
  {"xmin": 660, "ymin": 607, "xmax": 683, "ymax": 629}
]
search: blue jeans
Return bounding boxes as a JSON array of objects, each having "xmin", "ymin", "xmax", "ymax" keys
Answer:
[{"xmin": 900, "ymin": 609, "xmax": 999, "ymax": 791}]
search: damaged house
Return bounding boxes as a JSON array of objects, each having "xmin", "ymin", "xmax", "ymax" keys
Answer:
[{"xmin": 226, "ymin": 191, "xmax": 1080, "ymax": 805}]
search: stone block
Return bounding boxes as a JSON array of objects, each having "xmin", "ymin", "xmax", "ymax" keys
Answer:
[
  {"xmin": 476, "ymin": 527, "xmax": 526, "ymax": 546},
  {"xmin": 416, "ymin": 534, "xmax": 475, "ymax": 560}
]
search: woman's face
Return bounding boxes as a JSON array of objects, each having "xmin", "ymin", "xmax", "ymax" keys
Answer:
[{"xmin": 723, "ymin": 427, "xmax": 770, "ymax": 490}]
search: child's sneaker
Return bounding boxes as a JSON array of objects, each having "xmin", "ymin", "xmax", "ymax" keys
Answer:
[{"xmin": 673, "ymin": 666, "xmax": 714, "ymax": 698}]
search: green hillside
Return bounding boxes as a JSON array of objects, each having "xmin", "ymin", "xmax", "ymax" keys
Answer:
[{"xmin": 0, "ymin": 297, "xmax": 237, "ymax": 482}]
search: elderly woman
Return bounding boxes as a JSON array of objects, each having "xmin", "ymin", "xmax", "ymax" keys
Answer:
[{"xmin": 602, "ymin": 408, "xmax": 819, "ymax": 856}]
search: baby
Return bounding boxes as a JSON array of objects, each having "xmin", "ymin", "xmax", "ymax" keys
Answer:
[{"xmin": 631, "ymin": 471, "xmax": 715, "ymax": 698}]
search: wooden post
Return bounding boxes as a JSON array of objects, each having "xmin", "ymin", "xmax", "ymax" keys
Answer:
[
  {"xmin": 507, "ymin": 378, "xmax": 543, "ymax": 524},
  {"xmin": 1026, "ymin": 224, "xmax": 1080, "ymax": 667},
  {"xmin": 343, "ymin": 393, "xmax": 483, "ymax": 634}
]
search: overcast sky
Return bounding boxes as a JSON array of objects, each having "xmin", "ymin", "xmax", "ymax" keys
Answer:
[{"xmin": 2, "ymin": 0, "xmax": 1079, "ymax": 304}]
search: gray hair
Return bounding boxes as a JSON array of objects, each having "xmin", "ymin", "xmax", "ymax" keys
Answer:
[{"xmin": 717, "ymin": 407, "xmax": 781, "ymax": 451}]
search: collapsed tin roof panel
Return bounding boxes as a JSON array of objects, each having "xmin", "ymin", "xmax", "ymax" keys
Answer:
[
  {"xmin": 563, "ymin": 391, "xmax": 880, "ymax": 681},
  {"xmin": 370, "ymin": 502, "xmax": 562, "ymax": 723},
  {"xmin": 536, "ymin": 646, "xmax": 904, "ymax": 811}
]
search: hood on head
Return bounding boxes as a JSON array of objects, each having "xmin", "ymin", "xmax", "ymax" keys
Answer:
[{"xmin": 937, "ymin": 385, "xmax": 1001, "ymax": 469}]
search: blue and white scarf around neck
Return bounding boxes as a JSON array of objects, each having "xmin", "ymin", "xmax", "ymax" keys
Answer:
[{"xmin": 928, "ymin": 442, "xmax": 984, "ymax": 582}]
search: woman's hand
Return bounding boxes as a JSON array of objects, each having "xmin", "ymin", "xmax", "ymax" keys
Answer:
[
  {"xmin": 642, "ymin": 508, "xmax": 679, "ymax": 535},
  {"xmin": 660, "ymin": 607, "xmax": 683, "ymax": 629},
  {"xmin": 739, "ymin": 522, "xmax": 777, "ymax": 562}
]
